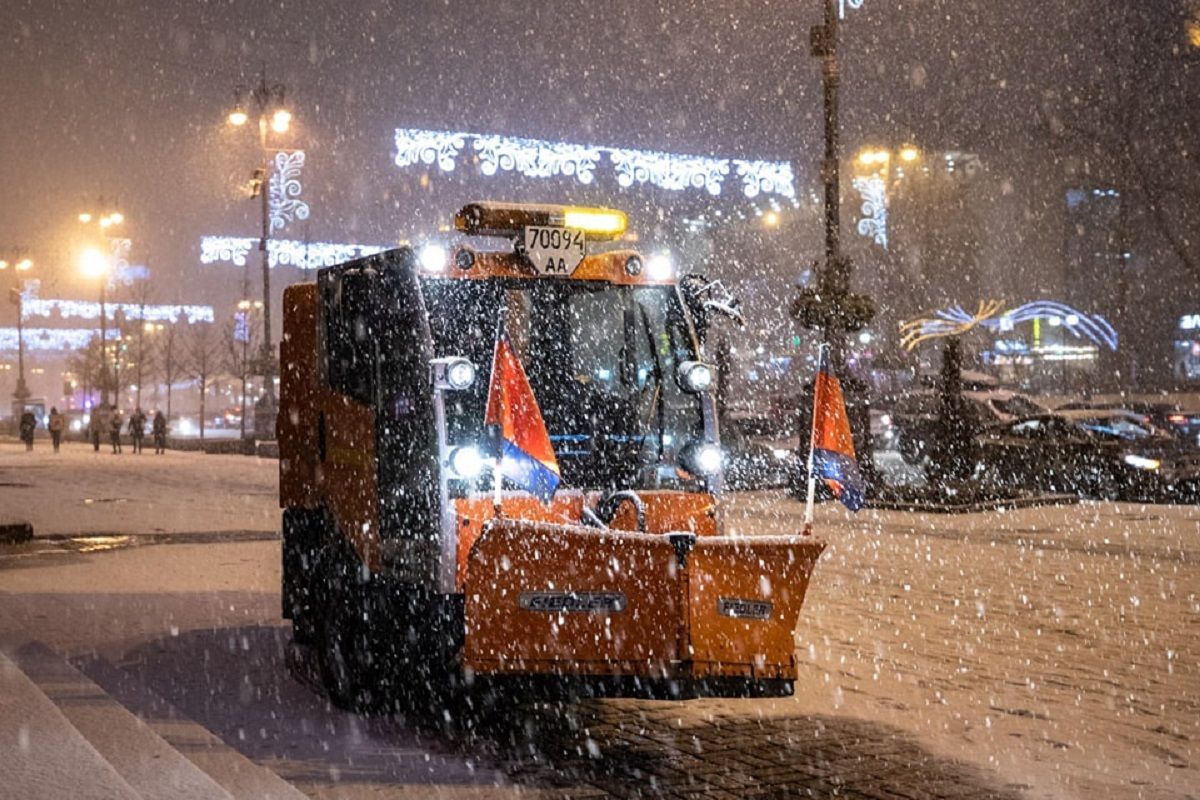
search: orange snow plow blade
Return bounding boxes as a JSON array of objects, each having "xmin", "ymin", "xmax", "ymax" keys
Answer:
[{"xmin": 463, "ymin": 520, "xmax": 825, "ymax": 697}]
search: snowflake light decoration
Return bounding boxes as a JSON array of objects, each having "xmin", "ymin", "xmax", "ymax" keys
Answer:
[
  {"xmin": 200, "ymin": 236, "xmax": 387, "ymax": 271},
  {"xmin": 394, "ymin": 129, "xmax": 466, "ymax": 171},
  {"xmin": 391, "ymin": 128, "xmax": 796, "ymax": 201},
  {"xmin": 852, "ymin": 175, "xmax": 888, "ymax": 249},
  {"xmin": 268, "ymin": 150, "xmax": 310, "ymax": 234}
]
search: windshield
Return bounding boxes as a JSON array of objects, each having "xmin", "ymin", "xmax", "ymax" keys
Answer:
[
  {"xmin": 991, "ymin": 395, "xmax": 1046, "ymax": 417},
  {"xmin": 1074, "ymin": 416, "xmax": 1156, "ymax": 441},
  {"xmin": 422, "ymin": 277, "xmax": 706, "ymax": 493}
]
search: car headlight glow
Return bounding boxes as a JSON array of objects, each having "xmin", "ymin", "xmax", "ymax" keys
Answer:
[
  {"xmin": 446, "ymin": 359, "xmax": 476, "ymax": 390},
  {"xmin": 677, "ymin": 361, "xmax": 714, "ymax": 393},
  {"xmin": 432, "ymin": 356, "xmax": 477, "ymax": 390},
  {"xmin": 680, "ymin": 441, "xmax": 723, "ymax": 476},
  {"xmin": 450, "ymin": 445, "xmax": 485, "ymax": 479},
  {"xmin": 1123, "ymin": 454, "xmax": 1161, "ymax": 471}
]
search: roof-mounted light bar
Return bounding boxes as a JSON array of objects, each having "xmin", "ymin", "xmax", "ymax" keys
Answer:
[{"xmin": 455, "ymin": 202, "xmax": 627, "ymax": 241}]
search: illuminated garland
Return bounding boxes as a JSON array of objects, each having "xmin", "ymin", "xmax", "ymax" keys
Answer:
[
  {"xmin": 852, "ymin": 174, "xmax": 888, "ymax": 249},
  {"xmin": 0, "ymin": 327, "xmax": 119, "ymax": 352},
  {"xmin": 21, "ymin": 296, "xmax": 214, "ymax": 324},
  {"xmin": 392, "ymin": 128, "xmax": 797, "ymax": 201},
  {"xmin": 199, "ymin": 236, "xmax": 387, "ymax": 270},
  {"xmin": 268, "ymin": 150, "xmax": 310, "ymax": 234},
  {"xmin": 902, "ymin": 300, "xmax": 1119, "ymax": 352}
]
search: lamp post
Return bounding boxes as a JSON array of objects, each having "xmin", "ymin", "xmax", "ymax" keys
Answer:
[
  {"xmin": 793, "ymin": 0, "xmax": 878, "ymax": 486},
  {"xmin": 2, "ymin": 253, "xmax": 34, "ymax": 419},
  {"xmin": 78, "ymin": 209, "xmax": 124, "ymax": 407},
  {"xmin": 227, "ymin": 71, "xmax": 293, "ymax": 441}
]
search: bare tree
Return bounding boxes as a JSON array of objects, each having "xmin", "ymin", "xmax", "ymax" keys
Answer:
[
  {"xmin": 183, "ymin": 323, "xmax": 222, "ymax": 440},
  {"xmin": 126, "ymin": 281, "xmax": 156, "ymax": 412},
  {"xmin": 154, "ymin": 322, "xmax": 186, "ymax": 420}
]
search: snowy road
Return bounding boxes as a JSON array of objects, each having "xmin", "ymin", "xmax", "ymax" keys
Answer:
[{"xmin": 1, "ymin": 442, "xmax": 1197, "ymax": 798}]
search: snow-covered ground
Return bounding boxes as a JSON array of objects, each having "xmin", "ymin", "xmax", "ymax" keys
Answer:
[
  {"xmin": 727, "ymin": 494, "xmax": 1200, "ymax": 800},
  {"xmin": 1, "ymin": 442, "xmax": 1197, "ymax": 798},
  {"xmin": 0, "ymin": 440, "xmax": 278, "ymax": 537}
]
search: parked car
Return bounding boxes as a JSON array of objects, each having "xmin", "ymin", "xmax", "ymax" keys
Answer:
[
  {"xmin": 976, "ymin": 409, "xmax": 1200, "ymax": 502},
  {"xmin": 1056, "ymin": 400, "xmax": 1200, "ymax": 446},
  {"xmin": 893, "ymin": 390, "xmax": 1048, "ymax": 464},
  {"xmin": 721, "ymin": 415, "xmax": 797, "ymax": 491}
]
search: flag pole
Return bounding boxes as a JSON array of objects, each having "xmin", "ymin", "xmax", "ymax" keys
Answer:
[
  {"xmin": 803, "ymin": 343, "xmax": 828, "ymax": 535},
  {"xmin": 489, "ymin": 309, "xmax": 507, "ymax": 519}
]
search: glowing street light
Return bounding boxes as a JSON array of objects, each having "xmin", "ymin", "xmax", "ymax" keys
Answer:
[
  {"xmin": 228, "ymin": 107, "xmax": 249, "ymax": 127},
  {"xmin": 79, "ymin": 246, "xmax": 110, "ymax": 278},
  {"xmin": 271, "ymin": 108, "xmax": 292, "ymax": 134}
]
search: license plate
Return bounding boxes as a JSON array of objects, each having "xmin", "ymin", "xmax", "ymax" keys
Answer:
[{"xmin": 523, "ymin": 226, "xmax": 586, "ymax": 276}]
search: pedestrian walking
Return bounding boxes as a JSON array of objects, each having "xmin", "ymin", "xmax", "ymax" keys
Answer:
[
  {"xmin": 90, "ymin": 404, "xmax": 109, "ymax": 452},
  {"xmin": 19, "ymin": 410, "xmax": 36, "ymax": 451},
  {"xmin": 152, "ymin": 411, "xmax": 167, "ymax": 454},
  {"xmin": 128, "ymin": 407, "xmax": 146, "ymax": 454},
  {"xmin": 109, "ymin": 409, "xmax": 123, "ymax": 454},
  {"xmin": 48, "ymin": 407, "xmax": 65, "ymax": 453}
]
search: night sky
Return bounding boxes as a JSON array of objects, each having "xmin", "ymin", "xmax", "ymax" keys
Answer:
[{"xmin": 0, "ymin": 0, "xmax": 1194, "ymax": 308}]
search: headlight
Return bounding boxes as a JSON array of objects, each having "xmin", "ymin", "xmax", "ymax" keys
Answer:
[
  {"xmin": 419, "ymin": 243, "xmax": 447, "ymax": 273},
  {"xmin": 680, "ymin": 441, "xmax": 723, "ymax": 476},
  {"xmin": 677, "ymin": 361, "xmax": 714, "ymax": 393},
  {"xmin": 449, "ymin": 445, "xmax": 485, "ymax": 479},
  {"xmin": 1123, "ymin": 454, "xmax": 1161, "ymax": 471},
  {"xmin": 647, "ymin": 253, "xmax": 674, "ymax": 281},
  {"xmin": 446, "ymin": 360, "xmax": 476, "ymax": 390},
  {"xmin": 432, "ymin": 357, "xmax": 476, "ymax": 390},
  {"xmin": 772, "ymin": 448, "xmax": 791, "ymax": 461}
]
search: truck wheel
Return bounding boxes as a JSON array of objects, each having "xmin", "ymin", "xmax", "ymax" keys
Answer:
[
  {"xmin": 282, "ymin": 507, "xmax": 323, "ymax": 646},
  {"xmin": 315, "ymin": 542, "xmax": 370, "ymax": 709}
]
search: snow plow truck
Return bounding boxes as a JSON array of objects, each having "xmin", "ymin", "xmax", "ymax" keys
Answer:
[{"xmin": 278, "ymin": 201, "xmax": 825, "ymax": 706}]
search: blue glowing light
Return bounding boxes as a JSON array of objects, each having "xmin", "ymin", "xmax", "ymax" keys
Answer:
[{"xmin": 923, "ymin": 301, "xmax": 1119, "ymax": 351}]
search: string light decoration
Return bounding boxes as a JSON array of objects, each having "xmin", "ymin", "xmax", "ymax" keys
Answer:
[
  {"xmin": 200, "ymin": 236, "xmax": 386, "ymax": 270},
  {"xmin": 18, "ymin": 283, "xmax": 213, "ymax": 324},
  {"xmin": 852, "ymin": 174, "xmax": 888, "ymax": 249},
  {"xmin": 392, "ymin": 128, "xmax": 797, "ymax": 201},
  {"xmin": 268, "ymin": 150, "xmax": 310, "ymax": 234},
  {"xmin": 840, "ymin": 0, "xmax": 864, "ymax": 18},
  {"xmin": 902, "ymin": 300, "xmax": 1118, "ymax": 352},
  {"xmin": 0, "ymin": 327, "xmax": 120, "ymax": 352}
]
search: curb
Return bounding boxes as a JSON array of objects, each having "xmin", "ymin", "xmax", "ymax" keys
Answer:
[{"xmin": 867, "ymin": 494, "xmax": 1079, "ymax": 514}]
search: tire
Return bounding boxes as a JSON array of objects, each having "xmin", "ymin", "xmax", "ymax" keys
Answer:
[{"xmin": 282, "ymin": 507, "xmax": 323, "ymax": 645}]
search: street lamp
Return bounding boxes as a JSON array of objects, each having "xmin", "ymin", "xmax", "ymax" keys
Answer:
[
  {"xmin": 78, "ymin": 206, "xmax": 126, "ymax": 407},
  {"xmin": 1, "ymin": 253, "xmax": 34, "ymax": 419},
  {"xmin": 226, "ymin": 71, "xmax": 295, "ymax": 441}
]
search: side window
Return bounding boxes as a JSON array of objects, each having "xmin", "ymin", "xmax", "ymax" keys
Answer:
[
  {"xmin": 1009, "ymin": 419, "xmax": 1044, "ymax": 438},
  {"xmin": 321, "ymin": 271, "xmax": 377, "ymax": 405}
]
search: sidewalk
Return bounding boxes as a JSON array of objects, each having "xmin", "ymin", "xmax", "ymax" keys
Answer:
[{"xmin": 0, "ymin": 440, "xmax": 278, "ymax": 539}]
